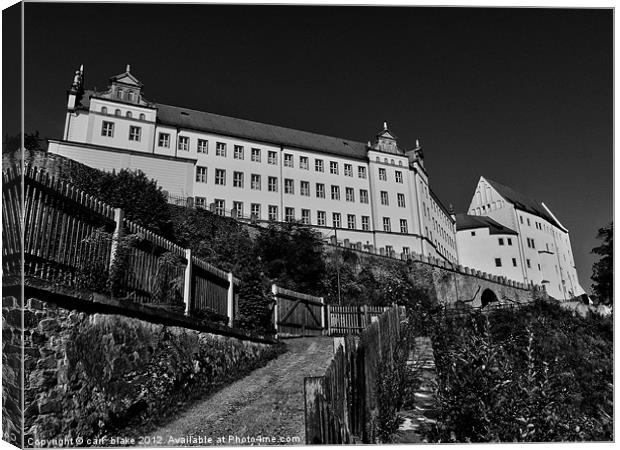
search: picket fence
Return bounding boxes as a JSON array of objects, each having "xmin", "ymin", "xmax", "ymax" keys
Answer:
[
  {"xmin": 304, "ymin": 305, "xmax": 406, "ymax": 444},
  {"xmin": 2, "ymin": 165, "xmax": 240, "ymax": 325},
  {"xmin": 327, "ymin": 305, "xmax": 390, "ymax": 336}
]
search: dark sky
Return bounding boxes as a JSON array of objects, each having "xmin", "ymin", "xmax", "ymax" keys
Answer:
[{"xmin": 11, "ymin": 3, "xmax": 613, "ymax": 292}]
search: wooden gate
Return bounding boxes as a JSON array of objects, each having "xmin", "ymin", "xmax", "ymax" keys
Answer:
[{"xmin": 272, "ymin": 285, "xmax": 325, "ymax": 337}]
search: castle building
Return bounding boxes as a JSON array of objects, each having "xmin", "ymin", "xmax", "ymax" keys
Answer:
[
  {"xmin": 48, "ymin": 66, "xmax": 458, "ymax": 263},
  {"xmin": 457, "ymin": 177, "xmax": 585, "ymax": 300}
]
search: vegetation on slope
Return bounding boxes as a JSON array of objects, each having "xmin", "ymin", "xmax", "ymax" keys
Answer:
[{"xmin": 428, "ymin": 299, "xmax": 613, "ymax": 442}]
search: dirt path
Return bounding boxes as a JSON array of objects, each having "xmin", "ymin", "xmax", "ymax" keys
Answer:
[{"xmin": 145, "ymin": 337, "xmax": 335, "ymax": 446}]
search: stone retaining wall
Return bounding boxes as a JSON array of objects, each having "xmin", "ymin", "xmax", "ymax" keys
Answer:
[{"xmin": 2, "ymin": 291, "xmax": 281, "ymax": 445}]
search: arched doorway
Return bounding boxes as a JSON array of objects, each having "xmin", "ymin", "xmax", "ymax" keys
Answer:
[{"xmin": 481, "ymin": 288, "xmax": 498, "ymax": 307}]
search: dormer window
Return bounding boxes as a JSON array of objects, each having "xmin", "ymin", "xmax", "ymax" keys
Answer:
[
  {"xmin": 101, "ymin": 106, "xmax": 107, "ymax": 114},
  {"xmin": 126, "ymin": 111, "xmax": 132, "ymax": 118},
  {"xmin": 139, "ymin": 113, "xmax": 145, "ymax": 120},
  {"xmin": 117, "ymin": 89, "xmax": 123, "ymax": 99},
  {"xmin": 115, "ymin": 109, "xmax": 121, "ymax": 116},
  {"xmin": 127, "ymin": 91, "xmax": 134, "ymax": 101}
]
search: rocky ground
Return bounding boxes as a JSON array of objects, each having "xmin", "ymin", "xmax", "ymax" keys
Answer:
[{"xmin": 140, "ymin": 337, "xmax": 335, "ymax": 446}]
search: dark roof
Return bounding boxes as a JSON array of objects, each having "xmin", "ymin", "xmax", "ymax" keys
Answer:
[
  {"xmin": 429, "ymin": 188, "xmax": 455, "ymax": 223},
  {"xmin": 455, "ymin": 214, "xmax": 518, "ymax": 235},
  {"xmin": 484, "ymin": 178, "xmax": 565, "ymax": 230},
  {"xmin": 156, "ymin": 104, "xmax": 369, "ymax": 160}
]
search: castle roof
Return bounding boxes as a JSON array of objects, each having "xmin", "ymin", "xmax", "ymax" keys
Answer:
[
  {"xmin": 455, "ymin": 214, "xmax": 518, "ymax": 235},
  {"xmin": 483, "ymin": 178, "xmax": 565, "ymax": 231},
  {"xmin": 154, "ymin": 104, "xmax": 370, "ymax": 160}
]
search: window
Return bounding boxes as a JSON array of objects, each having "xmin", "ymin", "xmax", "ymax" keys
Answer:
[
  {"xmin": 215, "ymin": 169, "xmax": 226, "ymax": 185},
  {"xmin": 386, "ymin": 245, "xmax": 394, "ymax": 254},
  {"xmin": 178, "ymin": 136, "xmax": 189, "ymax": 151},
  {"xmin": 397, "ymin": 193, "xmax": 405, "ymax": 207},
  {"xmin": 344, "ymin": 164, "xmax": 353, "ymax": 177},
  {"xmin": 330, "ymin": 161, "xmax": 339, "ymax": 174},
  {"xmin": 315, "ymin": 159, "xmax": 324, "ymax": 172},
  {"xmin": 126, "ymin": 111, "xmax": 132, "ymax": 118},
  {"xmin": 268, "ymin": 205, "xmax": 278, "ymax": 221},
  {"xmin": 214, "ymin": 199, "xmax": 225, "ymax": 216},
  {"xmin": 530, "ymin": 238, "xmax": 535, "ymax": 249},
  {"xmin": 360, "ymin": 189, "xmax": 369, "ymax": 204},
  {"xmin": 520, "ymin": 215, "xmax": 524, "ymax": 224},
  {"xmin": 383, "ymin": 217, "xmax": 391, "ymax": 232},
  {"xmin": 471, "ymin": 231, "xmax": 476, "ymax": 236},
  {"xmin": 361, "ymin": 216, "xmax": 370, "ymax": 231},
  {"xmin": 316, "ymin": 183, "xmax": 325, "ymax": 198},
  {"xmin": 251, "ymin": 148, "xmax": 261, "ymax": 162},
  {"xmin": 400, "ymin": 219, "xmax": 408, "ymax": 234},
  {"xmin": 301, "ymin": 209, "xmax": 310, "ymax": 224},
  {"xmin": 527, "ymin": 218, "xmax": 531, "ymax": 226},
  {"xmin": 332, "ymin": 213, "xmax": 341, "ymax": 228},
  {"xmin": 156, "ymin": 132, "xmax": 169, "ymax": 147},
  {"xmin": 251, "ymin": 174, "xmax": 261, "ymax": 190},
  {"xmin": 499, "ymin": 238, "xmax": 504, "ymax": 246},
  {"xmin": 284, "ymin": 178, "xmax": 294, "ymax": 194},
  {"xmin": 526, "ymin": 259, "xmax": 531, "ymax": 269},
  {"xmin": 331, "ymin": 185, "xmax": 340, "ymax": 200},
  {"xmin": 195, "ymin": 197, "xmax": 206, "ymax": 209},
  {"xmin": 216, "ymin": 142, "xmax": 227, "ymax": 157},
  {"xmin": 115, "ymin": 109, "xmax": 121, "ymax": 116},
  {"xmin": 358, "ymin": 166, "xmax": 367, "ymax": 178},
  {"xmin": 268, "ymin": 151, "xmax": 277, "ymax": 164},
  {"xmin": 495, "ymin": 258, "xmax": 502, "ymax": 267},
  {"xmin": 196, "ymin": 166, "xmax": 207, "ymax": 183},
  {"xmin": 128, "ymin": 126, "xmax": 141, "ymax": 141},
  {"xmin": 395, "ymin": 171, "xmax": 403, "ymax": 183},
  {"xmin": 251, "ymin": 203, "xmax": 261, "ymax": 219},
  {"xmin": 403, "ymin": 247, "xmax": 410, "ymax": 255},
  {"xmin": 234, "ymin": 145, "xmax": 244, "ymax": 159},
  {"xmin": 139, "ymin": 113, "xmax": 145, "ymax": 120},
  {"xmin": 347, "ymin": 214, "xmax": 356, "ymax": 229},
  {"xmin": 512, "ymin": 258, "xmax": 517, "ymax": 267},
  {"xmin": 268, "ymin": 176, "xmax": 278, "ymax": 192},
  {"xmin": 101, "ymin": 121, "xmax": 114, "ymax": 137},
  {"xmin": 117, "ymin": 89, "xmax": 123, "ymax": 99},
  {"xmin": 380, "ymin": 191, "xmax": 389, "ymax": 205},
  {"xmin": 101, "ymin": 106, "xmax": 108, "ymax": 114},
  {"xmin": 233, "ymin": 171, "xmax": 244, "ymax": 188},
  {"xmin": 317, "ymin": 211, "xmax": 326, "ymax": 226},
  {"xmin": 378, "ymin": 168, "xmax": 387, "ymax": 181},
  {"xmin": 284, "ymin": 154, "xmax": 294, "ymax": 167},
  {"xmin": 300, "ymin": 181, "xmax": 310, "ymax": 196},
  {"xmin": 197, "ymin": 139, "xmax": 208, "ymax": 153},
  {"xmin": 127, "ymin": 92, "xmax": 134, "ymax": 101},
  {"xmin": 300, "ymin": 156, "xmax": 309, "ymax": 170},
  {"xmin": 507, "ymin": 238, "xmax": 512, "ymax": 246},
  {"xmin": 345, "ymin": 187, "xmax": 354, "ymax": 202},
  {"xmin": 232, "ymin": 201, "xmax": 243, "ymax": 217},
  {"xmin": 285, "ymin": 207, "xmax": 295, "ymax": 222}
]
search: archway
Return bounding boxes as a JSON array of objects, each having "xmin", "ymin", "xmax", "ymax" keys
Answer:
[{"xmin": 481, "ymin": 288, "xmax": 498, "ymax": 307}]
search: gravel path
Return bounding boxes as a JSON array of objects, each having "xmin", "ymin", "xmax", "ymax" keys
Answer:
[{"xmin": 145, "ymin": 337, "xmax": 335, "ymax": 446}]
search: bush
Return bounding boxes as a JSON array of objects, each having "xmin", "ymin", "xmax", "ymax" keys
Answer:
[{"xmin": 428, "ymin": 300, "xmax": 613, "ymax": 442}]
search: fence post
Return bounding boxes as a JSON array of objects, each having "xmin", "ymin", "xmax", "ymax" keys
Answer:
[
  {"xmin": 272, "ymin": 284, "xmax": 279, "ymax": 336},
  {"xmin": 109, "ymin": 207, "xmax": 124, "ymax": 266},
  {"xmin": 183, "ymin": 248, "xmax": 192, "ymax": 315},
  {"xmin": 326, "ymin": 303, "xmax": 331, "ymax": 336},
  {"xmin": 227, "ymin": 272, "xmax": 234, "ymax": 327},
  {"xmin": 320, "ymin": 297, "xmax": 326, "ymax": 333},
  {"xmin": 363, "ymin": 304, "xmax": 369, "ymax": 329}
]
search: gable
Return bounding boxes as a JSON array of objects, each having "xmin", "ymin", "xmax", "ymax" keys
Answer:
[{"xmin": 110, "ymin": 72, "xmax": 143, "ymax": 87}]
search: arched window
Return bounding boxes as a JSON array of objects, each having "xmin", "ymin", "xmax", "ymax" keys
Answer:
[
  {"xmin": 399, "ymin": 160, "xmax": 403, "ymax": 166},
  {"xmin": 139, "ymin": 113, "xmax": 145, "ymax": 120},
  {"xmin": 115, "ymin": 109, "xmax": 121, "ymax": 116},
  {"xmin": 126, "ymin": 111, "xmax": 132, "ymax": 118},
  {"xmin": 391, "ymin": 159, "xmax": 395, "ymax": 165},
  {"xmin": 481, "ymin": 289, "xmax": 498, "ymax": 307},
  {"xmin": 117, "ymin": 89, "xmax": 123, "ymax": 99},
  {"xmin": 127, "ymin": 91, "xmax": 134, "ymax": 101},
  {"xmin": 101, "ymin": 106, "xmax": 107, "ymax": 114},
  {"xmin": 376, "ymin": 156, "xmax": 380, "ymax": 162}
]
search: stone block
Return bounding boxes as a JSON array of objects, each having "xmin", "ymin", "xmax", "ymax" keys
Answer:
[
  {"xmin": 3, "ymin": 296, "xmax": 15, "ymax": 308},
  {"xmin": 6, "ymin": 309, "xmax": 22, "ymax": 328},
  {"xmin": 37, "ymin": 356, "xmax": 58, "ymax": 370},
  {"xmin": 28, "ymin": 299, "xmax": 46, "ymax": 310},
  {"xmin": 39, "ymin": 318, "xmax": 59, "ymax": 332}
]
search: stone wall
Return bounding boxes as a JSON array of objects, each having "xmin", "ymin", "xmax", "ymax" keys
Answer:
[
  {"xmin": 3, "ymin": 291, "xmax": 281, "ymax": 445},
  {"xmin": 2, "ymin": 295, "xmax": 23, "ymax": 447}
]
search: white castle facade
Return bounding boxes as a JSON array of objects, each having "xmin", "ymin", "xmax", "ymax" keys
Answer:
[{"xmin": 48, "ymin": 66, "xmax": 585, "ymax": 300}]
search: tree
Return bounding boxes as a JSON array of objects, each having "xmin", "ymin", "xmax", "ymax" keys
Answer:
[
  {"xmin": 72, "ymin": 168, "xmax": 175, "ymax": 239},
  {"xmin": 591, "ymin": 222, "xmax": 613, "ymax": 305},
  {"xmin": 3, "ymin": 131, "xmax": 45, "ymax": 153}
]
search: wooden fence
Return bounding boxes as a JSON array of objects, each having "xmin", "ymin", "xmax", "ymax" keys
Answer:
[
  {"xmin": 272, "ymin": 285, "xmax": 325, "ymax": 337},
  {"xmin": 304, "ymin": 305, "xmax": 406, "ymax": 444},
  {"xmin": 327, "ymin": 305, "xmax": 390, "ymax": 336},
  {"xmin": 3, "ymin": 165, "xmax": 239, "ymax": 325}
]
